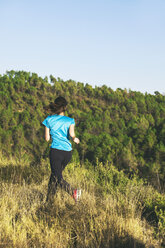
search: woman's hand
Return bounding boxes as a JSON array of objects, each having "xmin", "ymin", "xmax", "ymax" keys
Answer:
[{"xmin": 73, "ymin": 137, "xmax": 80, "ymax": 144}]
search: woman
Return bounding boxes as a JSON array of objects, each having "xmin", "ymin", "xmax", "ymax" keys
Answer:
[{"xmin": 42, "ymin": 96, "xmax": 81, "ymax": 202}]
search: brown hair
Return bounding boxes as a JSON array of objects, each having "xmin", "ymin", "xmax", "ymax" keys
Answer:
[{"xmin": 45, "ymin": 96, "xmax": 68, "ymax": 114}]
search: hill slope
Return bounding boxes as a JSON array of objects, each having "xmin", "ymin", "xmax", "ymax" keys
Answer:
[
  {"xmin": 0, "ymin": 70, "xmax": 165, "ymax": 190},
  {"xmin": 0, "ymin": 156, "xmax": 164, "ymax": 247}
]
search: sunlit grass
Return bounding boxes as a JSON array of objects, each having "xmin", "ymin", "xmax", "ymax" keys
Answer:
[{"xmin": 0, "ymin": 157, "xmax": 162, "ymax": 247}]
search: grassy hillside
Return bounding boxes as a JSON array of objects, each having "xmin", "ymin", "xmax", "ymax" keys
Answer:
[
  {"xmin": 0, "ymin": 155, "xmax": 164, "ymax": 247},
  {"xmin": 0, "ymin": 70, "xmax": 165, "ymax": 247}
]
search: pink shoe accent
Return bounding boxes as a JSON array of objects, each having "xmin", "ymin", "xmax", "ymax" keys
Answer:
[{"xmin": 72, "ymin": 189, "xmax": 81, "ymax": 202}]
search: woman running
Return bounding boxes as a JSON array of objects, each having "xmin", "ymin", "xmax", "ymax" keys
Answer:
[{"xmin": 42, "ymin": 96, "xmax": 81, "ymax": 203}]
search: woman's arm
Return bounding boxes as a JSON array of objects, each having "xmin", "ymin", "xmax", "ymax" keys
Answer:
[
  {"xmin": 69, "ymin": 124, "xmax": 80, "ymax": 144},
  {"xmin": 45, "ymin": 126, "xmax": 50, "ymax": 142}
]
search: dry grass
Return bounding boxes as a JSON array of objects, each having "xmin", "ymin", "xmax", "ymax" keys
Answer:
[{"xmin": 0, "ymin": 157, "xmax": 161, "ymax": 247}]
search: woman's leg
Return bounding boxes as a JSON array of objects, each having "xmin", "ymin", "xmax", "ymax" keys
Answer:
[
  {"xmin": 60, "ymin": 150, "xmax": 73, "ymax": 194},
  {"xmin": 46, "ymin": 148, "xmax": 64, "ymax": 202},
  {"xmin": 46, "ymin": 149, "xmax": 73, "ymax": 202}
]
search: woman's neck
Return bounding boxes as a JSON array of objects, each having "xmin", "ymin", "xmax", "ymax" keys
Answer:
[{"xmin": 59, "ymin": 112, "xmax": 64, "ymax": 116}]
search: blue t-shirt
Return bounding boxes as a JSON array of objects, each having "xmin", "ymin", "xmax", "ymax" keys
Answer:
[{"xmin": 42, "ymin": 115, "xmax": 75, "ymax": 151}]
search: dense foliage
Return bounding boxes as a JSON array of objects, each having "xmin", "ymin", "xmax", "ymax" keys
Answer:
[{"xmin": 0, "ymin": 70, "xmax": 165, "ymax": 191}]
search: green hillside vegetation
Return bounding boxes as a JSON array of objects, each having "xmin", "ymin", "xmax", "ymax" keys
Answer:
[
  {"xmin": 0, "ymin": 70, "xmax": 165, "ymax": 190},
  {"xmin": 0, "ymin": 70, "xmax": 165, "ymax": 247}
]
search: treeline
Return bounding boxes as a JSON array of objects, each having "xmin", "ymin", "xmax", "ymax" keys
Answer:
[{"xmin": 0, "ymin": 70, "xmax": 165, "ymax": 191}]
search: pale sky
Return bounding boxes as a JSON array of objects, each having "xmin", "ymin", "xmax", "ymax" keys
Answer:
[{"xmin": 0, "ymin": 0, "xmax": 164, "ymax": 94}]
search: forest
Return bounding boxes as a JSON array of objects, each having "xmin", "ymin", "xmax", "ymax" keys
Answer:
[
  {"xmin": 0, "ymin": 70, "xmax": 165, "ymax": 247},
  {"xmin": 0, "ymin": 70, "xmax": 165, "ymax": 191}
]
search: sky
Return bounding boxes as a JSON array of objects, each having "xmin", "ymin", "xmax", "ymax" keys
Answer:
[{"xmin": 0, "ymin": 0, "xmax": 164, "ymax": 94}]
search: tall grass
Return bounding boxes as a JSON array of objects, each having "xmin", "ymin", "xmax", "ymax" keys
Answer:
[{"xmin": 0, "ymin": 156, "xmax": 164, "ymax": 247}]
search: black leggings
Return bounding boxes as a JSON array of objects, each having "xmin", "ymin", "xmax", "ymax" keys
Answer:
[{"xmin": 46, "ymin": 148, "xmax": 73, "ymax": 202}]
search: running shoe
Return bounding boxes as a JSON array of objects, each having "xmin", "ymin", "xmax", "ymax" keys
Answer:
[{"xmin": 72, "ymin": 189, "xmax": 81, "ymax": 202}]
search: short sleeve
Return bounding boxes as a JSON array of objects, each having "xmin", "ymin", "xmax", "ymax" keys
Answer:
[
  {"xmin": 71, "ymin": 118, "xmax": 75, "ymax": 125},
  {"xmin": 42, "ymin": 117, "xmax": 50, "ymax": 128}
]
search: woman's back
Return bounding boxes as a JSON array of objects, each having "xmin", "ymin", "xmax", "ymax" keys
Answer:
[{"xmin": 42, "ymin": 114, "xmax": 75, "ymax": 151}]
